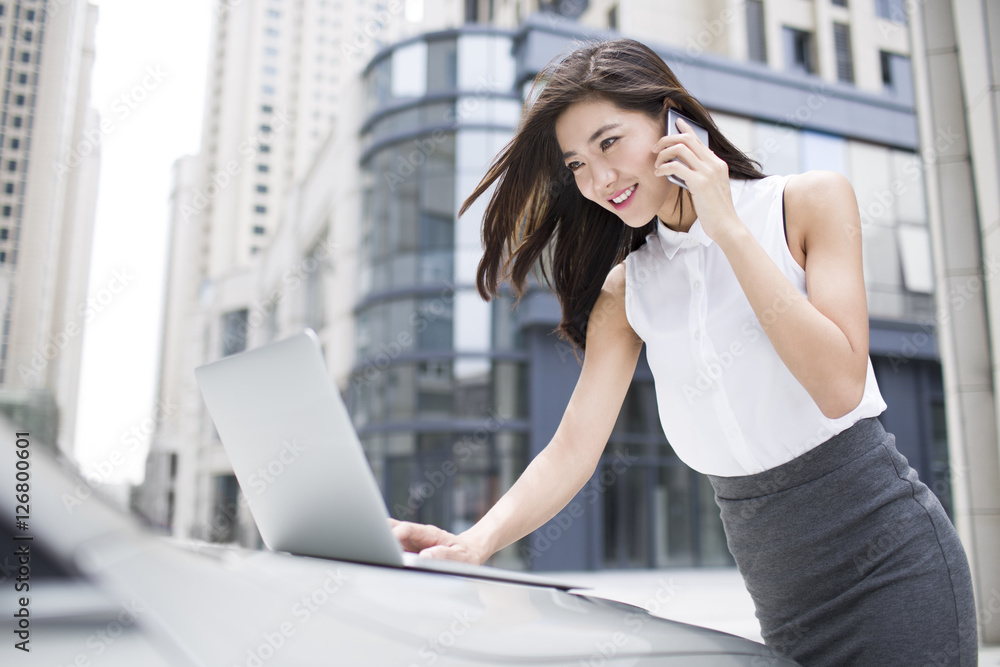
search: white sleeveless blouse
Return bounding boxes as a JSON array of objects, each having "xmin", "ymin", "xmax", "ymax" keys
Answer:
[{"xmin": 623, "ymin": 174, "xmax": 886, "ymax": 477}]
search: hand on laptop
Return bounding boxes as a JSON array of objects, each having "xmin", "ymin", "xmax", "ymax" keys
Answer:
[{"xmin": 389, "ymin": 519, "xmax": 487, "ymax": 565}]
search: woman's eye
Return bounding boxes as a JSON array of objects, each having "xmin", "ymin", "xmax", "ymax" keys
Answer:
[
  {"xmin": 600, "ymin": 137, "xmax": 618, "ymax": 151},
  {"xmin": 566, "ymin": 161, "xmax": 581, "ymax": 172}
]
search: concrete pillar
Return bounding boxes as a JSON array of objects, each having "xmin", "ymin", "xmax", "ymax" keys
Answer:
[{"xmin": 910, "ymin": 0, "xmax": 1000, "ymax": 646}]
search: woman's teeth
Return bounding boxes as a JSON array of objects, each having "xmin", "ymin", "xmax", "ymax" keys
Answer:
[{"xmin": 612, "ymin": 185, "xmax": 636, "ymax": 204}]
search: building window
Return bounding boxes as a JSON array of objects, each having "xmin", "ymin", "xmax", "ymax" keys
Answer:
[
  {"xmin": 783, "ymin": 27, "xmax": 815, "ymax": 75},
  {"xmin": 259, "ymin": 144, "xmax": 271, "ymax": 153},
  {"xmin": 880, "ymin": 51, "xmax": 913, "ymax": 99},
  {"xmin": 254, "ymin": 205, "xmax": 267, "ymax": 214},
  {"xmin": 607, "ymin": 3, "xmax": 618, "ymax": 30},
  {"xmin": 833, "ymin": 23, "xmax": 854, "ymax": 83},
  {"xmin": 0, "ymin": 228, "xmax": 7, "ymax": 239},
  {"xmin": 0, "ymin": 251, "xmax": 5, "ymax": 263},
  {"xmin": 207, "ymin": 475, "xmax": 240, "ymax": 542},
  {"xmin": 20, "ymin": 52, "xmax": 29, "ymax": 63},
  {"xmin": 426, "ymin": 40, "xmax": 458, "ymax": 93},
  {"xmin": 253, "ymin": 225, "xmax": 266, "ymax": 235},
  {"xmin": 898, "ymin": 225, "xmax": 934, "ymax": 294},
  {"xmin": 14, "ymin": 95, "xmax": 24, "ymax": 106},
  {"xmin": 6, "ymin": 161, "xmax": 16, "ymax": 172},
  {"xmin": 257, "ymin": 164, "xmax": 269, "ymax": 173},
  {"xmin": 25, "ymin": 9, "xmax": 33, "ymax": 20},
  {"xmin": 832, "ymin": 0, "xmax": 847, "ymax": 4},
  {"xmin": 22, "ymin": 30, "xmax": 31, "ymax": 42},
  {"xmin": 261, "ymin": 104, "xmax": 273, "ymax": 113},
  {"xmin": 746, "ymin": 0, "xmax": 767, "ymax": 63},
  {"xmin": 256, "ymin": 184, "xmax": 268, "ymax": 193},
  {"xmin": 881, "ymin": 51, "xmax": 893, "ymax": 88},
  {"xmin": 3, "ymin": 184, "xmax": 12, "ymax": 194},
  {"xmin": 221, "ymin": 309, "xmax": 249, "ymax": 357},
  {"xmin": 11, "ymin": 117, "xmax": 20, "ymax": 128},
  {"xmin": 875, "ymin": 0, "xmax": 908, "ymax": 23},
  {"xmin": 9, "ymin": 138, "xmax": 18, "ymax": 150},
  {"xmin": 17, "ymin": 73, "xmax": 26, "ymax": 84},
  {"xmin": 262, "ymin": 85, "xmax": 275, "ymax": 95},
  {"xmin": 260, "ymin": 124, "xmax": 272, "ymax": 134},
  {"xmin": 1, "ymin": 206, "xmax": 10, "ymax": 217}
]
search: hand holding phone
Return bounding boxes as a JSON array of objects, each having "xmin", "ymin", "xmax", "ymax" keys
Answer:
[{"xmin": 664, "ymin": 108, "xmax": 710, "ymax": 190}]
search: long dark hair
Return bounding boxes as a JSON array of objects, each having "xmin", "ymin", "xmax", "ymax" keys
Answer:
[{"xmin": 460, "ymin": 38, "xmax": 765, "ymax": 351}]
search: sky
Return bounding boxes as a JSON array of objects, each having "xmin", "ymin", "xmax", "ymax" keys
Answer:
[{"xmin": 72, "ymin": 0, "xmax": 211, "ymax": 483}]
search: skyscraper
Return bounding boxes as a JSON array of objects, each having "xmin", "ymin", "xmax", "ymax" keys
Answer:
[{"xmin": 0, "ymin": 0, "xmax": 100, "ymax": 455}]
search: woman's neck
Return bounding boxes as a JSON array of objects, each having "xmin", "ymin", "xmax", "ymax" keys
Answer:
[{"xmin": 658, "ymin": 189, "xmax": 698, "ymax": 232}]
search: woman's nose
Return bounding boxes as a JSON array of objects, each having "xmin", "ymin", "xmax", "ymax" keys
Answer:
[{"xmin": 599, "ymin": 166, "xmax": 617, "ymax": 197}]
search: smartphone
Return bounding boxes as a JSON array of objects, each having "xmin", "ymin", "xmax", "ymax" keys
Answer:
[{"xmin": 665, "ymin": 108, "xmax": 710, "ymax": 190}]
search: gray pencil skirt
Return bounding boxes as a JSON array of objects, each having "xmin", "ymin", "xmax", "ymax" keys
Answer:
[{"xmin": 708, "ymin": 417, "xmax": 977, "ymax": 666}]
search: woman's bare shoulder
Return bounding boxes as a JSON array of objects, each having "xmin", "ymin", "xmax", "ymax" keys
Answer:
[
  {"xmin": 588, "ymin": 263, "xmax": 641, "ymax": 346},
  {"xmin": 603, "ymin": 261, "xmax": 627, "ymax": 293},
  {"xmin": 784, "ymin": 170, "xmax": 858, "ymax": 229},
  {"xmin": 784, "ymin": 170, "xmax": 860, "ymax": 259}
]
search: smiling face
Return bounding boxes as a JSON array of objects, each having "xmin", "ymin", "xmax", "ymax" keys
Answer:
[{"xmin": 555, "ymin": 97, "xmax": 687, "ymax": 229}]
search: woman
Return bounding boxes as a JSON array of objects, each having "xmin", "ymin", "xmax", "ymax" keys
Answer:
[{"xmin": 391, "ymin": 38, "xmax": 977, "ymax": 665}]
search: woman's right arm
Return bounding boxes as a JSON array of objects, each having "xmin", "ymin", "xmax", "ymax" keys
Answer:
[{"xmin": 391, "ymin": 263, "xmax": 644, "ymax": 564}]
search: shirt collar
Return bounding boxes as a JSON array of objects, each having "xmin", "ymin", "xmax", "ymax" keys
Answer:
[
  {"xmin": 656, "ymin": 217, "xmax": 712, "ymax": 259},
  {"xmin": 654, "ymin": 178, "xmax": 747, "ymax": 260}
]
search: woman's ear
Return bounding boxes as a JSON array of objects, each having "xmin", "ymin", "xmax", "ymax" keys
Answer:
[{"xmin": 659, "ymin": 98, "xmax": 678, "ymax": 133}]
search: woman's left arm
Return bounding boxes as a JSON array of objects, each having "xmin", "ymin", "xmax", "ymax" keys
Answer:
[
  {"xmin": 655, "ymin": 124, "xmax": 869, "ymax": 419},
  {"xmin": 719, "ymin": 171, "xmax": 869, "ymax": 418}
]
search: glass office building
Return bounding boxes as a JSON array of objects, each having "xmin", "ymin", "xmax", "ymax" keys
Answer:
[
  {"xmin": 353, "ymin": 19, "xmax": 949, "ymax": 571},
  {"xmin": 352, "ymin": 29, "xmax": 534, "ymax": 565}
]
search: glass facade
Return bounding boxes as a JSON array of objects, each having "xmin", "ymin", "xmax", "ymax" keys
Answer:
[
  {"xmin": 354, "ymin": 31, "xmax": 532, "ymax": 565},
  {"xmin": 605, "ymin": 381, "xmax": 733, "ymax": 568}
]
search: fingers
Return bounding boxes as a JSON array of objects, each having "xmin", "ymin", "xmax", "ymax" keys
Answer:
[
  {"xmin": 653, "ymin": 145, "xmax": 697, "ymax": 174},
  {"xmin": 652, "ymin": 131, "xmax": 726, "ymax": 186},
  {"xmin": 419, "ymin": 544, "xmax": 478, "ymax": 564},
  {"xmin": 390, "ymin": 519, "xmax": 453, "ymax": 553},
  {"xmin": 651, "ymin": 119, "xmax": 707, "ymax": 154},
  {"xmin": 655, "ymin": 160, "xmax": 689, "ymax": 181},
  {"xmin": 391, "ymin": 522, "xmax": 487, "ymax": 565}
]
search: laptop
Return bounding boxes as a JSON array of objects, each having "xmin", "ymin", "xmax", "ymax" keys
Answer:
[{"xmin": 194, "ymin": 328, "xmax": 579, "ymax": 590}]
